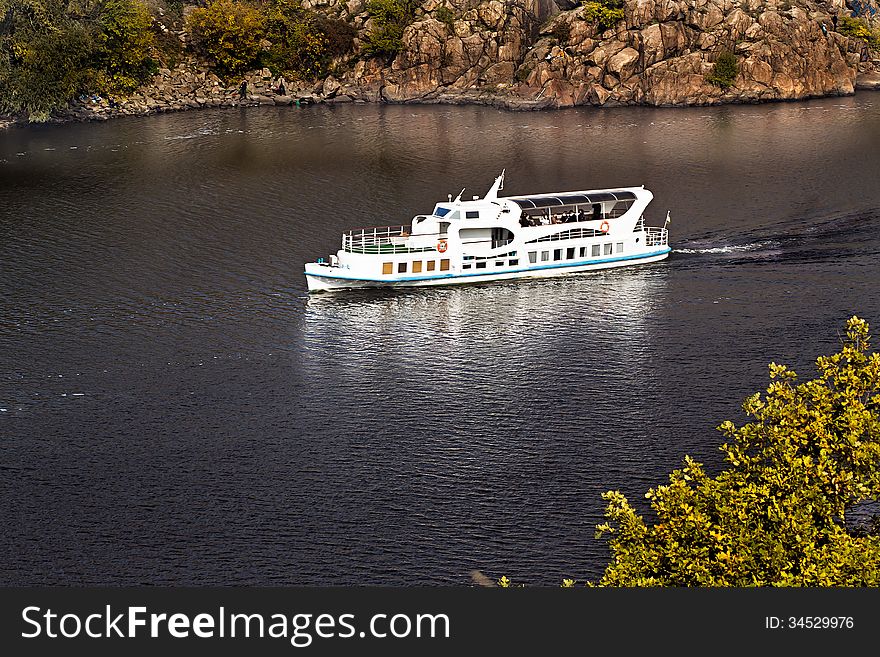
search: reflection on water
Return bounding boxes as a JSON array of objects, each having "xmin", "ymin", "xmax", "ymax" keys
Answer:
[
  {"xmin": 2, "ymin": 97, "xmax": 880, "ymax": 585},
  {"xmin": 303, "ymin": 268, "xmax": 667, "ymax": 391}
]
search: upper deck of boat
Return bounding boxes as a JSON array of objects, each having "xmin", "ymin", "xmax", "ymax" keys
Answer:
[{"xmin": 504, "ymin": 189, "xmax": 639, "ymax": 210}]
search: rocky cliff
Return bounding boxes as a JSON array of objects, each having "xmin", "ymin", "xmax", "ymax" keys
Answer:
[
  {"xmin": 327, "ymin": 0, "xmax": 870, "ymax": 108},
  {"xmin": 37, "ymin": 0, "xmax": 880, "ymax": 125}
]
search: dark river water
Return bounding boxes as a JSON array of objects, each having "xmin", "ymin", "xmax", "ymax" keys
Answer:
[{"xmin": 2, "ymin": 96, "xmax": 880, "ymax": 586}]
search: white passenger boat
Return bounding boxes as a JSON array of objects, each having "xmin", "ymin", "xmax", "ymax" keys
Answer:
[{"xmin": 304, "ymin": 172, "xmax": 670, "ymax": 292}]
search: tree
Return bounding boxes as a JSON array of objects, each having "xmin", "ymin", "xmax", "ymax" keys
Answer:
[
  {"xmin": 0, "ymin": 0, "xmax": 156, "ymax": 119},
  {"xmin": 186, "ymin": 0, "xmax": 267, "ymax": 78},
  {"xmin": 362, "ymin": 0, "xmax": 419, "ymax": 59},
  {"xmin": 706, "ymin": 50, "xmax": 738, "ymax": 89},
  {"xmin": 596, "ymin": 316, "xmax": 880, "ymax": 586},
  {"xmin": 0, "ymin": 0, "xmax": 99, "ymax": 120},
  {"xmin": 95, "ymin": 0, "xmax": 156, "ymax": 94}
]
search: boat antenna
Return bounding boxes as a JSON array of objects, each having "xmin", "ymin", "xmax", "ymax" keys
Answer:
[
  {"xmin": 454, "ymin": 188, "xmax": 465, "ymax": 203},
  {"xmin": 664, "ymin": 210, "xmax": 671, "ymax": 227},
  {"xmin": 484, "ymin": 169, "xmax": 505, "ymax": 202}
]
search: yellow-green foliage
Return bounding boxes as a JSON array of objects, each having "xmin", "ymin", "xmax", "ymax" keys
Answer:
[
  {"xmin": 263, "ymin": 0, "xmax": 328, "ymax": 79},
  {"xmin": 581, "ymin": 0, "xmax": 625, "ymax": 33},
  {"xmin": 597, "ymin": 317, "xmax": 880, "ymax": 586},
  {"xmin": 96, "ymin": 0, "xmax": 157, "ymax": 94},
  {"xmin": 187, "ymin": 0, "xmax": 355, "ymax": 80},
  {"xmin": 0, "ymin": 0, "xmax": 156, "ymax": 120},
  {"xmin": 186, "ymin": 0, "xmax": 267, "ymax": 77},
  {"xmin": 837, "ymin": 15, "xmax": 879, "ymax": 48}
]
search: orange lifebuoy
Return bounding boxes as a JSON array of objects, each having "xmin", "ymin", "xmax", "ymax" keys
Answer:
[
  {"xmin": 600, "ymin": 220, "xmax": 610, "ymax": 233},
  {"xmin": 437, "ymin": 239, "xmax": 448, "ymax": 253}
]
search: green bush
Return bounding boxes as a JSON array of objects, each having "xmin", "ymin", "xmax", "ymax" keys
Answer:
[
  {"xmin": 836, "ymin": 15, "xmax": 879, "ymax": 48},
  {"xmin": 581, "ymin": 0, "xmax": 625, "ymax": 34},
  {"xmin": 186, "ymin": 0, "xmax": 267, "ymax": 77},
  {"xmin": 96, "ymin": 0, "xmax": 157, "ymax": 94},
  {"xmin": 434, "ymin": 5, "xmax": 454, "ymax": 32},
  {"xmin": 596, "ymin": 317, "xmax": 880, "ymax": 586},
  {"xmin": 706, "ymin": 50, "xmax": 738, "ymax": 88},
  {"xmin": 186, "ymin": 0, "xmax": 355, "ymax": 81},
  {"xmin": 362, "ymin": 0, "xmax": 419, "ymax": 59},
  {"xmin": 0, "ymin": 10, "xmax": 98, "ymax": 121},
  {"xmin": 263, "ymin": 0, "xmax": 354, "ymax": 79}
]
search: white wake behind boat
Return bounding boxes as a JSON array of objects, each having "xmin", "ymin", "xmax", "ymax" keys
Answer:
[{"xmin": 304, "ymin": 172, "xmax": 670, "ymax": 292}]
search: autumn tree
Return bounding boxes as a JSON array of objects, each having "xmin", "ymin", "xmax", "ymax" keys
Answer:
[{"xmin": 596, "ymin": 316, "xmax": 880, "ymax": 586}]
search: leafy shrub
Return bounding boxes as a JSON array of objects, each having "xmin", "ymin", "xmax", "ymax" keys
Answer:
[
  {"xmin": 0, "ymin": 10, "xmax": 98, "ymax": 121},
  {"xmin": 96, "ymin": 0, "xmax": 157, "ymax": 94},
  {"xmin": 836, "ymin": 15, "xmax": 879, "ymax": 47},
  {"xmin": 581, "ymin": 0, "xmax": 624, "ymax": 33},
  {"xmin": 706, "ymin": 50, "xmax": 738, "ymax": 88},
  {"xmin": 596, "ymin": 317, "xmax": 880, "ymax": 586},
  {"xmin": 186, "ymin": 0, "xmax": 356, "ymax": 80},
  {"xmin": 362, "ymin": 0, "xmax": 419, "ymax": 59},
  {"xmin": 263, "ymin": 0, "xmax": 355, "ymax": 79},
  {"xmin": 313, "ymin": 15, "xmax": 357, "ymax": 57},
  {"xmin": 186, "ymin": 0, "xmax": 267, "ymax": 77},
  {"xmin": 434, "ymin": 5, "xmax": 454, "ymax": 32}
]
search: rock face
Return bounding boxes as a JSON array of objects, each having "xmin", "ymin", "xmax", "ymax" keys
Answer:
[
  {"xmin": 12, "ymin": 0, "xmax": 873, "ymax": 127},
  {"xmin": 54, "ymin": 64, "xmax": 320, "ymax": 124},
  {"xmin": 338, "ymin": 0, "xmax": 866, "ymax": 107}
]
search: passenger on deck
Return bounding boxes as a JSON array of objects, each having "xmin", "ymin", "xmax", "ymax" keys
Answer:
[{"xmin": 519, "ymin": 216, "xmax": 531, "ymax": 227}]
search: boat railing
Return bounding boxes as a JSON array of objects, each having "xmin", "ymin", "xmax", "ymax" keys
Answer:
[
  {"xmin": 342, "ymin": 225, "xmax": 446, "ymax": 254},
  {"xmin": 645, "ymin": 226, "xmax": 668, "ymax": 247}
]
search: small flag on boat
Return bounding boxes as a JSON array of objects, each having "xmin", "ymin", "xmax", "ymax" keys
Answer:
[{"xmin": 664, "ymin": 211, "xmax": 671, "ymax": 226}]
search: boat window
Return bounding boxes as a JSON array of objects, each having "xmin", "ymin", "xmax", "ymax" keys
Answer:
[
  {"xmin": 434, "ymin": 206, "xmax": 451, "ymax": 217},
  {"xmin": 509, "ymin": 259, "xmax": 519, "ymax": 266},
  {"xmin": 463, "ymin": 264, "xmax": 472, "ymax": 270},
  {"xmin": 398, "ymin": 262, "xmax": 407, "ymax": 273},
  {"xmin": 553, "ymin": 249, "xmax": 562, "ymax": 261},
  {"xmin": 439, "ymin": 222, "xmax": 450, "ymax": 235},
  {"xmin": 465, "ymin": 211, "xmax": 479, "ymax": 219},
  {"xmin": 616, "ymin": 242, "xmax": 624, "ymax": 253},
  {"xmin": 427, "ymin": 261, "xmax": 436, "ymax": 271},
  {"xmin": 603, "ymin": 243, "xmax": 612, "ymax": 255},
  {"xmin": 440, "ymin": 259, "xmax": 450, "ymax": 271},
  {"xmin": 579, "ymin": 247, "xmax": 587, "ymax": 258},
  {"xmin": 412, "ymin": 261, "xmax": 423, "ymax": 273},
  {"xmin": 592, "ymin": 245, "xmax": 600, "ymax": 257},
  {"xmin": 541, "ymin": 251, "xmax": 549, "ymax": 262},
  {"xmin": 528, "ymin": 252, "xmax": 537, "ymax": 264},
  {"xmin": 382, "ymin": 262, "xmax": 393, "ymax": 275},
  {"xmin": 476, "ymin": 262, "xmax": 487, "ymax": 269},
  {"xmin": 495, "ymin": 261, "xmax": 504, "ymax": 267},
  {"xmin": 566, "ymin": 247, "xmax": 575, "ymax": 259}
]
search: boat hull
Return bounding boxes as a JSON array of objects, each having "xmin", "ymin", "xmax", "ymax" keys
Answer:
[{"xmin": 305, "ymin": 247, "xmax": 671, "ymax": 292}]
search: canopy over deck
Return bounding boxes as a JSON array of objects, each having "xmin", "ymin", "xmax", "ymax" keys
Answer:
[{"xmin": 506, "ymin": 190, "xmax": 637, "ymax": 210}]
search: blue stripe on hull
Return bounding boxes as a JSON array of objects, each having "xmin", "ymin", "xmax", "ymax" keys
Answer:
[{"xmin": 306, "ymin": 247, "xmax": 671, "ymax": 284}]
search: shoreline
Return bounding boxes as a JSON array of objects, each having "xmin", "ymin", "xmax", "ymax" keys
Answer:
[{"xmin": 3, "ymin": 69, "xmax": 880, "ymax": 132}]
